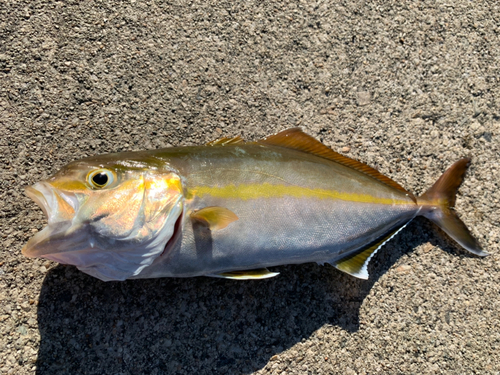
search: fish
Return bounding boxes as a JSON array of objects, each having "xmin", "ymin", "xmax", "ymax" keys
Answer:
[{"xmin": 22, "ymin": 128, "xmax": 488, "ymax": 282}]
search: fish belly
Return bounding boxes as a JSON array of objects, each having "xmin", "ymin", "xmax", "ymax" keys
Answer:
[{"xmin": 136, "ymin": 196, "xmax": 418, "ymax": 278}]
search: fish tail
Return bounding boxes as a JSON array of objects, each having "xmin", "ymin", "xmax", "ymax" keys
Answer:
[{"xmin": 417, "ymin": 158, "xmax": 488, "ymax": 256}]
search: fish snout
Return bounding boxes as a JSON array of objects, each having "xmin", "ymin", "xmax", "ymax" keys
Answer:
[
  {"xmin": 22, "ymin": 182, "xmax": 80, "ymax": 258},
  {"xmin": 25, "ymin": 184, "xmax": 51, "ymax": 222},
  {"xmin": 25, "ymin": 182, "xmax": 78, "ymax": 225}
]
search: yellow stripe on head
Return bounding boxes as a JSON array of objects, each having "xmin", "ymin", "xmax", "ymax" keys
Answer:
[{"xmin": 50, "ymin": 180, "xmax": 89, "ymax": 192}]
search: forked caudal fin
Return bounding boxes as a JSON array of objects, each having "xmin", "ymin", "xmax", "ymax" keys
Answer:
[{"xmin": 417, "ymin": 158, "xmax": 488, "ymax": 256}]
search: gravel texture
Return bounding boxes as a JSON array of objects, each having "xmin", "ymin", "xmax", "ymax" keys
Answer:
[{"xmin": 1, "ymin": 0, "xmax": 500, "ymax": 374}]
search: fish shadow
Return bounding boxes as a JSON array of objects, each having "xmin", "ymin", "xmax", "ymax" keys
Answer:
[
  {"xmin": 34, "ymin": 266, "xmax": 370, "ymax": 375},
  {"xmin": 34, "ymin": 218, "xmax": 473, "ymax": 375}
]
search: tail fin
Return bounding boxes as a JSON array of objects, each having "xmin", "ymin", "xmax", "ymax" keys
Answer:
[{"xmin": 417, "ymin": 158, "xmax": 488, "ymax": 256}]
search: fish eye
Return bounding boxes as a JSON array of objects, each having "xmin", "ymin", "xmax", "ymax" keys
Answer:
[{"xmin": 87, "ymin": 169, "xmax": 115, "ymax": 189}]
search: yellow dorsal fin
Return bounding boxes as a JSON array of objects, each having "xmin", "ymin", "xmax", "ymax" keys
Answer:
[
  {"xmin": 208, "ymin": 268, "xmax": 279, "ymax": 280},
  {"xmin": 333, "ymin": 221, "xmax": 410, "ymax": 279},
  {"xmin": 190, "ymin": 206, "xmax": 239, "ymax": 231},
  {"xmin": 259, "ymin": 128, "xmax": 415, "ymax": 201},
  {"xmin": 206, "ymin": 136, "xmax": 245, "ymax": 146}
]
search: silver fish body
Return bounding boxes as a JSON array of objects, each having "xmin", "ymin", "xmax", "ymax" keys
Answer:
[{"xmin": 135, "ymin": 144, "xmax": 417, "ymax": 279}]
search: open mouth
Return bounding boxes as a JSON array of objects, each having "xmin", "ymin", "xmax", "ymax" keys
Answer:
[
  {"xmin": 25, "ymin": 182, "xmax": 78, "ymax": 224},
  {"xmin": 22, "ymin": 182, "xmax": 78, "ymax": 258},
  {"xmin": 25, "ymin": 184, "xmax": 51, "ymax": 221}
]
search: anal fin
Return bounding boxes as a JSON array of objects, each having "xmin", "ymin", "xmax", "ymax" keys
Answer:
[
  {"xmin": 333, "ymin": 222, "xmax": 411, "ymax": 279},
  {"xmin": 207, "ymin": 268, "xmax": 279, "ymax": 280}
]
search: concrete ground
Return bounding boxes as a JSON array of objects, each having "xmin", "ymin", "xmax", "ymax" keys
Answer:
[{"xmin": 1, "ymin": 0, "xmax": 499, "ymax": 374}]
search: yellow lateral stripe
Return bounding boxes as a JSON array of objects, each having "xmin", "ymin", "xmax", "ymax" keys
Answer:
[{"xmin": 187, "ymin": 183, "xmax": 411, "ymax": 205}]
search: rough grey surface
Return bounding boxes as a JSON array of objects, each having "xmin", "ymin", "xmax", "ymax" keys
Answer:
[{"xmin": 1, "ymin": 0, "xmax": 499, "ymax": 374}]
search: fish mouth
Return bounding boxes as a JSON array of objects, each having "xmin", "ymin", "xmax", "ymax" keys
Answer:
[
  {"xmin": 22, "ymin": 182, "xmax": 80, "ymax": 258},
  {"xmin": 25, "ymin": 185, "xmax": 50, "ymax": 220}
]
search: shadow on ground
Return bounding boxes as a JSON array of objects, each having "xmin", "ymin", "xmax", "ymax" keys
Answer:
[{"xmin": 34, "ymin": 219, "xmax": 470, "ymax": 375}]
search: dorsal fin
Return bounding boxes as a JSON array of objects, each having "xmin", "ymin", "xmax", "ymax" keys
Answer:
[
  {"xmin": 259, "ymin": 128, "xmax": 415, "ymax": 201},
  {"xmin": 206, "ymin": 136, "xmax": 245, "ymax": 146}
]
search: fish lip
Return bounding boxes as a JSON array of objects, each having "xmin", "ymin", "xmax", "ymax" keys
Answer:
[
  {"xmin": 24, "ymin": 182, "xmax": 79, "ymax": 224},
  {"xmin": 23, "ymin": 182, "xmax": 79, "ymax": 258},
  {"xmin": 25, "ymin": 185, "xmax": 50, "ymax": 221},
  {"xmin": 22, "ymin": 221, "xmax": 75, "ymax": 258}
]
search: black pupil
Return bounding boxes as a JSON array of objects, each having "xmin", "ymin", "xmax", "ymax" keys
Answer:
[{"xmin": 92, "ymin": 172, "xmax": 108, "ymax": 186}]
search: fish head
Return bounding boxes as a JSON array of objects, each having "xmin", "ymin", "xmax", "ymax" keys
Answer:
[{"xmin": 22, "ymin": 155, "xmax": 184, "ymax": 281}]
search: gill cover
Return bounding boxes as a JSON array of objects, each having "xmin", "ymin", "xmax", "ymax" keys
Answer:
[{"xmin": 23, "ymin": 171, "xmax": 184, "ymax": 281}]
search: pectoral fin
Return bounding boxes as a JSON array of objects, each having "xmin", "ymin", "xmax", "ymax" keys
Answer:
[
  {"xmin": 333, "ymin": 222, "xmax": 410, "ymax": 279},
  {"xmin": 207, "ymin": 268, "xmax": 279, "ymax": 280},
  {"xmin": 190, "ymin": 206, "xmax": 239, "ymax": 231}
]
